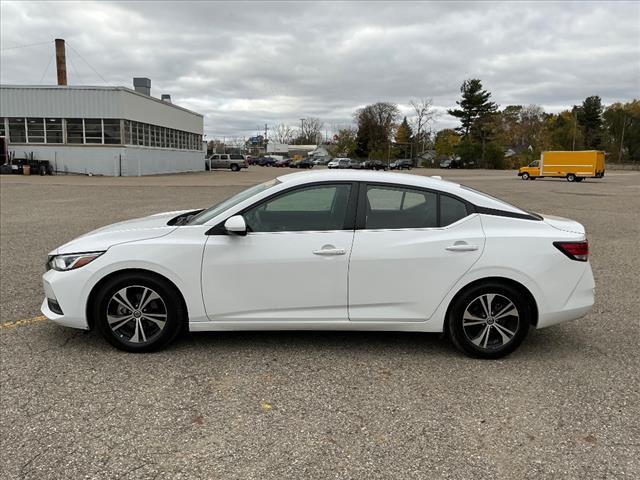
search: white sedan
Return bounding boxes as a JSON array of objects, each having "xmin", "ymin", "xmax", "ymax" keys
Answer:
[{"xmin": 42, "ymin": 171, "xmax": 595, "ymax": 358}]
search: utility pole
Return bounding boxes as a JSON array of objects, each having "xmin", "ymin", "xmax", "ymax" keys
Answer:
[
  {"xmin": 619, "ymin": 111, "xmax": 626, "ymax": 163},
  {"xmin": 572, "ymin": 110, "xmax": 577, "ymax": 151}
]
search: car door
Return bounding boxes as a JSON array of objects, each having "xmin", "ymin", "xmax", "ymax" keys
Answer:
[
  {"xmin": 201, "ymin": 182, "xmax": 357, "ymax": 322},
  {"xmin": 348, "ymin": 183, "xmax": 485, "ymax": 322}
]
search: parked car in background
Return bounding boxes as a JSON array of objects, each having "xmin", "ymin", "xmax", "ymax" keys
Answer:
[
  {"xmin": 209, "ymin": 154, "xmax": 248, "ymax": 172},
  {"xmin": 312, "ymin": 157, "xmax": 331, "ymax": 166},
  {"xmin": 257, "ymin": 156, "xmax": 277, "ymax": 167},
  {"xmin": 328, "ymin": 158, "xmax": 351, "ymax": 169},
  {"xmin": 291, "ymin": 158, "xmax": 314, "ymax": 169},
  {"xmin": 275, "ymin": 158, "xmax": 291, "ymax": 167},
  {"xmin": 347, "ymin": 159, "xmax": 364, "ymax": 169},
  {"xmin": 42, "ymin": 170, "xmax": 595, "ymax": 359},
  {"xmin": 362, "ymin": 160, "xmax": 388, "ymax": 171},
  {"xmin": 389, "ymin": 159, "xmax": 413, "ymax": 170},
  {"xmin": 245, "ymin": 155, "xmax": 255, "ymax": 165},
  {"xmin": 440, "ymin": 159, "xmax": 460, "ymax": 169}
]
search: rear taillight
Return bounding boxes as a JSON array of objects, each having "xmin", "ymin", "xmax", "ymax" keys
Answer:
[{"xmin": 554, "ymin": 241, "xmax": 589, "ymax": 261}]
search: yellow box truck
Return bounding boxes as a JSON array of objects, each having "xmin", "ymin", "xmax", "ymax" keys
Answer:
[{"xmin": 518, "ymin": 151, "xmax": 605, "ymax": 182}]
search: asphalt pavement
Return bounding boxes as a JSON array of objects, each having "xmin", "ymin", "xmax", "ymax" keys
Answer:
[{"xmin": 1, "ymin": 167, "xmax": 639, "ymax": 479}]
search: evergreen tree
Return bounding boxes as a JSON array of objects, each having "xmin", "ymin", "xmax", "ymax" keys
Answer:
[
  {"xmin": 447, "ymin": 79, "xmax": 498, "ymax": 138},
  {"xmin": 577, "ymin": 95, "xmax": 604, "ymax": 148}
]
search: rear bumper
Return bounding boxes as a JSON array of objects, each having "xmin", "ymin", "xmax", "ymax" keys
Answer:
[{"xmin": 537, "ymin": 263, "xmax": 595, "ymax": 328}]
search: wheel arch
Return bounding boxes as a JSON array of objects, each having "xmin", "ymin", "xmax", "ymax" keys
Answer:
[
  {"xmin": 444, "ymin": 276, "xmax": 539, "ymax": 333},
  {"xmin": 85, "ymin": 268, "xmax": 189, "ymax": 331}
]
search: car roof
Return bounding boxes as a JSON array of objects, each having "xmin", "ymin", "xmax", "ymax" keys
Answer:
[{"xmin": 276, "ymin": 170, "xmax": 528, "ymax": 214}]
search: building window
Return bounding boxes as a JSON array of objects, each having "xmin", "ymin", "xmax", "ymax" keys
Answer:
[
  {"xmin": 84, "ymin": 118, "xmax": 102, "ymax": 144},
  {"xmin": 46, "ymin": 118, "xmax": 63, "ymax": 144},
  {"xmin": 66, "ymin": 119, "xmax": 84, "ymax": 143},
  {"xmin": 8, "ymin": 118, "xmax": 27, "ymax": 143},
  {"xmin": 0, "ymin": 118, "xmax": 5, "ymax": 138},
  {"xmin": 136, "ymin": 122, "xmax": 143, "ymax": 146},
  {"xmin": 103, "ymin": 119, "xmax": 121, "ymax": 144},
  {"xmin": 123, "ymin": 120, "xmax": 131, "ymax": 144},
  {"xmin": 26, "ymin": 118, "xmax": 45, "ymax": 143}
]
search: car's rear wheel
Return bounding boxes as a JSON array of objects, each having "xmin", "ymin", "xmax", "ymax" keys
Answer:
[
  {"xmin": 230, "ymin": 164, "xmax": 240, "ymax": 172},
  {"xmin": 448, "ymin": 282, "xmax": 530, "ymax": 359},
  {"xmin": 567, "ymin": 173, "xmax": 576, "ymax": 182},
  {"xmin": 94, "ymin": 273, "xmax": 185, "ymax": 352}
]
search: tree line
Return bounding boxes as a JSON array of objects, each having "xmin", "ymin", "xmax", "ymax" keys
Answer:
[
  {"xmin": 331, "ymin": 79, "xmax": 638, "ymax": 167},
  {"xmin": 209, "ymin": 79, "xmax": 638, "ymax": 166}
]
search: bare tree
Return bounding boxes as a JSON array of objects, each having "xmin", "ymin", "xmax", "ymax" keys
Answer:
[
  {"xmin": 270, "ymin": 123, "xmax": 296, "ymax": 144},
  {"xmin": 300, "ymin": 117, "xmax": 324, "ymax": 145},
  {"xmin": 409, "ymin": 98, "xmax": 435, "ymax": 155}
]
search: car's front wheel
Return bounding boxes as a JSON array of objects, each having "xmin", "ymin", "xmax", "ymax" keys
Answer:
[
  {"xmin": 448, "ymin": 282, "xmax": 531, "ymax": 359},
  {"xmin": 93, "ymin": 272, "xmax": 185, "ymax": 352},
  {"xmin": 521, "ymin": 172, "xmax": 530, "ymax": 180}
]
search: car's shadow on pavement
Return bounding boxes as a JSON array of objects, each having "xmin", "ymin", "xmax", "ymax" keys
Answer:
[{"xmin": 37, "ymin": 321, "xmax": 598, "ymax": 361}]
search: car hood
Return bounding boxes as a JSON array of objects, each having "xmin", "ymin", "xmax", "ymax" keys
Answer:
[
  {"xmin": 52, "ymin": 209, "xmax": 195, "ymax": 255},
  {"xmin": 541, "ymin": 214, "xmax": 586, "ymax": 235}
]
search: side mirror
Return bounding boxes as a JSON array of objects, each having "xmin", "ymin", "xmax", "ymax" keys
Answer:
[{"xmin": 224, "ymin": 215, "xmax": 247, "ymax": 236}]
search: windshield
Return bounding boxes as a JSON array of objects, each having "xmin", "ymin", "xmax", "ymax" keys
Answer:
[{"xmin": 187, "ymin": 179, "xmax": 280, "ymax": 225}]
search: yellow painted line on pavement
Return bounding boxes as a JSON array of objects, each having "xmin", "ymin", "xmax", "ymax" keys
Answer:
[{"xmin": 0, "ymin": 315, "xmax": 47, "ymax": 329}]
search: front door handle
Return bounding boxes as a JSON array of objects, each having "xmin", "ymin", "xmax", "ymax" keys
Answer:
[
  {"xmin": 313, "ymin": 247, "xmax": 346, "ymax": 256},
  {"xmin": 446, "ymin": 243, "xmax": 479, "ymax": 252}
]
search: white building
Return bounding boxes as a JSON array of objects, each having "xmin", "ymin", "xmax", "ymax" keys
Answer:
[{"xmin": 0, "ymin": 79, "xmax": 205, "ymax": 176}]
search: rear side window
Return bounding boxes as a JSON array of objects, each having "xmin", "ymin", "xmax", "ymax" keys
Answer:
[
  {"xmin": 440, "ymin": 195, "xmax": 469, "ymax": 226},
  {"xmin": 365, "ymin": 186, "xmax": 438, "ymax": 229},
  {"xmin": 363, "ymin": 185, "xmax": 470, "ymax": 229},
  {"xmin": 230, "ymin": 154, "xmax": 244, "ymax": 160}
]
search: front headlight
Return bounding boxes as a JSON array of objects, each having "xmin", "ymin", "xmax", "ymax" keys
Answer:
[{"xmin": 48, "ymin": 252, "xmax": 104, "ymax": 271}]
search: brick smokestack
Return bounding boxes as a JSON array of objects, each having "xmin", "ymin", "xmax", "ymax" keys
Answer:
[{"xmin": 55, "ymin": 39, "xmax": 67, "ymax": 86}]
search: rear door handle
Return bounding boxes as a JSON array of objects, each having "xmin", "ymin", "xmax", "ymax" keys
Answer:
[
  {"xmin": 313, "ymin": 247, "xmax": 346, "ymax": 256},
  {"xmin": 446, "ymin": 243, "xmax": 479, "ymax": 252}
]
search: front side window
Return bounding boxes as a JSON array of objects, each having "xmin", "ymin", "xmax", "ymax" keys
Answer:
[
  {"xmin": 188, "ymin": 179, "xmax": 280, "ymax": 225},
  {"xmin": 365, "ymin": 185, "xmax": 437, "ymax": 229},
  {"xmin": 244, "ymin": 184, "xmax": 352, "ymax": 233}
]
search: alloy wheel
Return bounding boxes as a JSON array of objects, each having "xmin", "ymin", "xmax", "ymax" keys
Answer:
[
  {"xmin": 462, "ymin": 293, "xmax": 520, "ymax": 351},
  {"xmin": 106, "ymin": 285, "xmax": 168, "ymax": 345}
]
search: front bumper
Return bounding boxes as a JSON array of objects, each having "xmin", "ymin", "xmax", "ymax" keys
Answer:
[{"xmin": 41, "ymin": 269, "xmax": 91, "ymax": 330}]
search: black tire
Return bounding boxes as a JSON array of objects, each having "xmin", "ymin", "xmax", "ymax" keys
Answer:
[
  {"xmin": 566, "ymin": 173, "xmax": 576, "ymax": 182},
  {"xmin": 93, "ymin": 272, "xmax": 185, "ymax": 353},
  {"xmin": 447, "ymin": 281, "xmax": 531, "ymax": 359},
  {"xmin": 230, "ymin": 164, "xmax": 240, "ymax": 172},
  {"xmin": 521, "ymin": 172, "xmax": 530, "ymax": 180}
]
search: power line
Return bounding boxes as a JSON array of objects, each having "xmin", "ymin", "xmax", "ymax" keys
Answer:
[
  {"xmin": 39, "ymin": 53, "xmax": 55, "ymax": 84},
  {"xmin": 0, "ymin": 40, "xmax": 52, "ymax": 52},
  {"xmin": 65, "ymin": 41, "xmax": 108, "ymax": 84},
  {"xmin": 67, "ymin": 51, "xmax": 84, "ymax": 85}
]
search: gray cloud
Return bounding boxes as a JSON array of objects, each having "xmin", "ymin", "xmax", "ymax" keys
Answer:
[{"xmin": 1, "ymin": 1, "xmax": 639, "ymax": 139}]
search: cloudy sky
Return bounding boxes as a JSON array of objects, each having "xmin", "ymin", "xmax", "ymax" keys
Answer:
[{"xmin": 1, "ymin": 1, "xmax": 639, "ymax": 139}]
